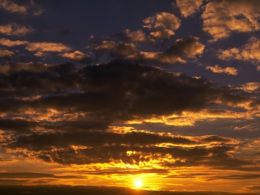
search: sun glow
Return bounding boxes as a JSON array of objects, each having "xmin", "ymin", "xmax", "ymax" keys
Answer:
[{"xmin": 133, "ymin": 178, "xmax": 143, "ymax": 188}]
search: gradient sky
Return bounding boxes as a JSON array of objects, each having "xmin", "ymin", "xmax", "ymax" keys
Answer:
[{"xmin": 0, "ymin": 0, "xmax": 260, "ymax": 193}]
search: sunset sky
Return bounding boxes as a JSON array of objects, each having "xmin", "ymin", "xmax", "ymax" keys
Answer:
[{"xmin": 0, "ymin": 0, "xmax": 260, "ymax": 194}]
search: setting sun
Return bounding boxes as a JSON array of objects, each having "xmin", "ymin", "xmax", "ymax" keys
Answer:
[{"xmin": 133, "ymin": 178, "xmax": 144, "ymax": 188}]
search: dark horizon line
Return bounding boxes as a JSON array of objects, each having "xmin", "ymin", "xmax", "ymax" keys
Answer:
[{"xmin": 0, "ymin": 185, "xmax": 258, "ymax": 195}]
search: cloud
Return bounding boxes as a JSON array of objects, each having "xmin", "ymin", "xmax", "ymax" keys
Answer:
[
  {"xmin": 0, "ymin": 172, "xmax": 79, "ymax": 179},
  {"xmin": 94, "ymin": 40, "xmax": 138, "ymax": 60},
  {"xmin": 0, "ymin": 38, "xmax": 28, "ymax": 47},
  {"xmin": 239, "ymin": 82, "xmax": 260, "ymax": 93},
  {"xmin": 0, "ymin": 49, "xmax": 14, "ymax": 58},
  {"xmin": 25, "ymin": 42, "xmax": 71, "ymax": 56},
  {"xmin": 140, "ymin": 37, "xmax": 205, "ymax": 64},
  {"xmin": 0, "ymin": 61, "xmax": 255, "ymax": 169},
  {"xmin": 123, "ymin": 29, "xmax": 147, "ymax": 43},
  {"xmin": 218, "ymin": 37, "xmax": 260, "ymax": 63},
  {"xmin": 248, "ymin": 185, "xmax": 260, "ymax": 191},
  {"xmin": 206, "ymin": 65, "xmax": 238, "ymax": 76},
  {"xmin": 0, "ymin": 38, "xmax": 73, "ymax": 58},
  {"xmin": 0, "ymin": 0, "xmax": 43, "ymax": 15},
  {"xmin": 158, "ymin": 37, "xmax": 205, "ymax": 64},
  {"xmin": 0, "ymin": 60, "xmax": 251, "ymax": 116},
  {"xmin": 175, "ymin": 0, "xmax": 202, "ymax": 18},
  {"xmin": 143, "ymin": 12, "xmax": 181, "ymax": 39},
  {"xmin": 0, "ymin": 0, "xmax": 27, "ymax": 14},
  {"xmin": 9, "ymin": 130, "xmax": 246, "ymax": 169},
  {"xmin": 202, "ymin": 0, "xmax": 260, "ymax": 41},
  {"xmin": 62, "ymin": 50, "xmax": 87, "ymax": 62},
  {"xmin": 0, "ymin": 23, "xmax": 32, "ymax": 36},
  {"xmin": 0, "ymin": 62, "xmax": 47, "ymax": 74}
]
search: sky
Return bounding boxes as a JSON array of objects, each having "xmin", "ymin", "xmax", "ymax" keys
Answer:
[{"xmin": 0, "ymin": 0, "xmax": 260, "ymax": 194}]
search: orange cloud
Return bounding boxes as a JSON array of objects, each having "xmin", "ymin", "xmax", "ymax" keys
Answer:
[
  {"xmin": 0, "ymin": 38, "xmax": 28, "ymax": 47},
  {"xmin": 240, "ymin": 82, "xmax": 260, "ymax": 93},
  {"xmin": 143, "ymin": 12, "xmax": 181, "ymax": 39},
  {"xmin": 206, "ymin": 65, "xmax": 238, "ymax": 76},
  {"xmin": 218, "ymin": 37, "xmax": 260, "ymax": 62},
  {"xmin": 160, "ymin": 37, "xmax": 205, "ymax": 64},
  {"xmin": 0, "ymin": 0, "xmax": 27, "ymax": 14},
  {"xmin": 26, "ymin": 42, "xmax": 71, "ymax": 56},
  {"xmin": 62, "ymin": 50, "xmax": 87, "ymax": 61},
  {"xmin": 0, "ymin": 23, "xmax": 32, "ymax": 36},
  {"xmin": 124, "ymin": 29, "xmax": 147, "ymax": 43},
  {"xmin": 202, "ymin": 0, "xmax": 260, "ymax": 41},
  {"xmin": 0, "ymin": 0, "xmax": 43, "ymax": 15},
  {"xmin": 175, "ymin": 0, "xmax": 202, "ymax": 18}
]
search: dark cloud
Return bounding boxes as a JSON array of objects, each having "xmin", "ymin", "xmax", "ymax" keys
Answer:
[
  {"xmin": 0, "ymin": 60, "xmax": 244, "ymax": 118},
  {"xmin": 0, "ymin": 186, "xmax": 253, "ymax": 195},
  {"xmin": 0, "ymin": 60, "xmax": 254, "ymax": 168},
  {"xmin": 8, "ymin": 130, "xmax": 247, "ymax": 169},
  {"xmin": 0, "ymin": 118, "xmax": 35, "ymax": 133},
  {"xmin": 209, "ymin": 174, "xmax": 260, "ymax": 180},
  {"xmin": 0, "ymin": 172, "xmax": 81, "ymax": 179}
]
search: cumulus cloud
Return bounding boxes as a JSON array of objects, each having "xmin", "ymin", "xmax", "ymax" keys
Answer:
[
  {"xmin": 202, "ymin": 0, "xmax": 260, "ymax": 41},
  {"xmin": 143, "ymin": 12, "xmax": 181, "ymax": 39},
  {"xmin": 94, "ymin": 40, "xmax": 139, "ymax": 60},
  {"xmin": 123, "ymin": 29, "xmax": 147, "ymax": 43},
  {"xmin": 240, "ymin": 82, "xmax": 260, "ymax": 93},
  {"xmin": 140, "ymin": 37, "xmax": 205, "ymax": 64},
  {"xmin": 0, "ymin": 23, "xmax": 32, "ymax": 36},
  {"xmin": 0, "ymin": 38, "xmax": 73, "ymax": 57},
  {"xmin": 25, "ymin": 42, "xmax": 71, "ymax": 56},
  {"xmin": 0, "ymin": 0, "xmax": 27, "ymax": 14},
  {"xmin": 62, "ymin": 50, "xmax": 87, "ymax": 62},
  {"xmin": 0, "ymin": 38, "xmax": 28, "ymax": 47},
  {"xmin": 218, "ymin": 37, "xmax": 260, "ymax": 63},
  {"xmin": 206, "ymin": 65, "xmax": 238, "ymax": 76},
  {"xmin": 175, "ymin": 0, "xmax": 202, "ymax": 18},
  {"xmin": 158, "ymin": 37, "xmax": 205, "ymax": 63},
  {"xmin": 0, "ymin": 0, "xmax": 43, "ymax": 15}
]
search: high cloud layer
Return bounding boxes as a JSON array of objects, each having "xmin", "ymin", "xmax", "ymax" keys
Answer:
[
  {"xmin": 143, "ymin": 12, "xmax": 181, "ymax": 39},
  {"xmin": 175, "ymin": 0, "xmax": 202, "ymax": 18},
  {"xmin": 218, "ymin": 37, "xmax": 260, "ymax": 64},
  {"xmin": 202, "ymin": 0, "xmax": 260, "ymax": 41}
]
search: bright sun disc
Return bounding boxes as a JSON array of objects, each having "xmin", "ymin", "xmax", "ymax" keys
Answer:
[{"xmin": 133, "ymin": 178, "xmax": 143, "ymax": 188}]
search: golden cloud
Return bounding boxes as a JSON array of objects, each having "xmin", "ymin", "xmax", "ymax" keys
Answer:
[
  {"xmin": 0, "ymin": 0, "xmax": 43, "ymax": 15},
  {"xmin": 206, "ymin": 65, "xmax": 238, "ymax": 76},
  {"xmin": 143, "ymin": 37, "xmax": 205, "ymax": 64},
  {"xmin": 218, "ymin": 37, "xmax": 260, "ymax": 62},
  {"xmin": 202, "ymin": 0, "xmax": 260, "ymax": 41},
  {"xmin": 143, "ymin": 12, "xmax": 181, "ymax": 39},
  {"xmin": 62, "ymin": 50, "xmax": 87, "ymax": 62},
  {"xmin": 0, "ymin": 38, "xmax": 28, "ymax": 47},
  {"xmin": 0, "ymin": 23, "xmax": 32, "ymax": 36},
  {"xmin": 124, "ymin": 29, "xmax": 147, "ymax": 43},
  {"xmin": 240, "ymin": 82, "xmax": 260, "ymax": 93},
  {"xmin": 175, "ymin": 0, "xmax": 202, "ymax": 18},
  {"xmin": 26, "ymin": 42, "xmax": 71, "ymax": 56}
]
